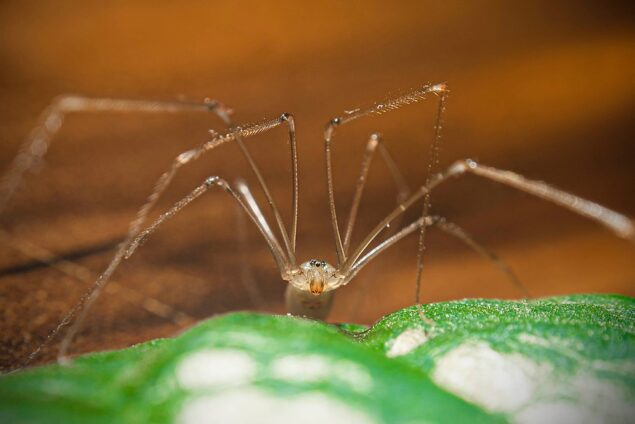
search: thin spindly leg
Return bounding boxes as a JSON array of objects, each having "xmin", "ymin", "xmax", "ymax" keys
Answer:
[
  {"xmin": 431, "ymin": 219, "xmax": 528, "ymax": 297},
  {"xmin": 45, "ymin": 176, "xmax": 290, "ymax": 365},
  {"xmin": 324, "ymin": 83, "xmax": 449, "ymax": 266},
  {"xmin": 0, "ymin": 95, "xmax": 228, "ymax": 215},
  {"xmin": 234, "ymin": 179, "xmax": 284, "ymax": 259},
  {"xmin": 343, "ymin": 133, "xmax": 411, "ymax": 254},
  {"xmin": 449, "ymin": 160, "xmax": 635, "ymax": 241},
  {"xmin": 345, "ymin": 159, "xmax": 635, "ymax": 276},
  {"xmin": 126, "ymin": 176, "xmax": 289, "ymax": 273},
  {"xmin": 345, "ymin": 215, "xmax": 526, "ymax": 299},
  {"xmin": 233, "ymin": 184, "xmax": 267, "ymax": 310},
  {"xmin": 215, "ymin": 108, "xmax": 298, "ymax": 264},
  {"xmin": 414, "ymin": 89, "xmax": 447, "ymax": 305}
]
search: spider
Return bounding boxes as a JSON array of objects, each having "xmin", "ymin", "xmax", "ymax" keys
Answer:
[{"xmin": 1, "ymin": 83, "xmax": 633, "ymax": 368}]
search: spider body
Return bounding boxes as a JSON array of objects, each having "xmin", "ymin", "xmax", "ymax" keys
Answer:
[{"xmin": 288, "ymin": 259, "xmax": 341, "ymax": 296}]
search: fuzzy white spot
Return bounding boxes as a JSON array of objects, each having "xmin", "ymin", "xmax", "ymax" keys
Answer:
[
  {"xmin": 433, "ymin": 342, "xmax": 635, "ymax": 423},
  {"xmin": 176, "ymin": 349, "xmax": 256, "ymax": 389},
  {"xmin": 271, "ymin": 354, "xmax": 330, "ymax": 382},
  {"xmin": 271, "ymin": 354, "xmax": 372, "ymax": 392},
  {"xmin": 176, "ymin": 387, "xmax": 378, "ymax": 424},
  {"xmin": 386, "ymin": 328, "xmax": 429, "ymax": 358},
  {"xmin": 432, "ymin": 342, "xmax": 549, "ymax": 412}
]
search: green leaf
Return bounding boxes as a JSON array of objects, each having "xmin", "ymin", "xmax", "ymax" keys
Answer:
[
  {"xmin": 1, "ymin": 294, "xmax": 632, "ymax": 423},
  {"xmin": 358, "ymin": 294, "xmax": 635, "ymax": 422}
]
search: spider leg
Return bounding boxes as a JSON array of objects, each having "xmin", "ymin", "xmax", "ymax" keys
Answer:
[
  {"xmin": 343, "ymin": 133, "xmax": 411, "ymax": 254},
  {"xmin": 324, "ymin": 83, "xmax": 448, "ymax": 266},
  {"xmin": 432, "ymin": 219, "xmax": 529, "ymax": 297},
  {"xmin": 234, "ymin": 179, "xmax": 283, "ymax": 257},
  {"xmin": 345, "ymin": 215, "xmax": 528, "ymax": 299},
  {"xmin": 217, "ymin": 110, "xmax": 298, "ymax": 263},
  {"xmin": 415, "ymin": 90, "xmax": 447, "ymax": 304},
  {"xmin": 345, "ymin": 160, "xmax": 635, "ymax": 274},
  {"xmin": 43, "ymin": 176, "xmax": 290, "ymax": 365},
  {"xmin": 0, "ymin": 95, "xmax": 227, "ymax": 215},
  {"xmin": 233, "ymin": 183, "xmax": 267, "ymax": 310},
  {"xmin": 446, "ymin": 160, "xmax": 635, "ymax": 242}
]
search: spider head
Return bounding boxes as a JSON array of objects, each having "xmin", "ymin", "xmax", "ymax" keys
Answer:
[{"xmin": 287, "ymin": 259, "xmax": 343, "ymax": 295}]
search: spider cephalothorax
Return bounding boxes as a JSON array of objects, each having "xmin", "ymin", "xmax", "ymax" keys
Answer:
[{"xmin": 286, "ymin": 259, "xmax": 345, "ymax": 295}]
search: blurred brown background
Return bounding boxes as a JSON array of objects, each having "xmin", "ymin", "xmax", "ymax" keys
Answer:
[{"xmin": 1, "ymin": 1, "xmax": 634, "ymax": 369}]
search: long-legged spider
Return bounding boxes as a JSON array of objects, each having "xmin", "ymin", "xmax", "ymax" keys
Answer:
[{"xmin": 1, "ymin": 83, "xmax": 634, "ymax": 368}]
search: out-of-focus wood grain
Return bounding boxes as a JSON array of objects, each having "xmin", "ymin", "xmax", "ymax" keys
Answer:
[{"xmin": 1, "ymin": 1, "xmax": 634, "ymax": 370}]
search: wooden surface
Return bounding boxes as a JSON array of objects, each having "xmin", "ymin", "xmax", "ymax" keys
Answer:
[{"xmin": 1, "ymin": 1, "xmax": 634, "ymax": 370}]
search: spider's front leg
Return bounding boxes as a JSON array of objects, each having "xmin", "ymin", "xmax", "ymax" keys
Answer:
[{"xmin": 323, "ymin": 83, "xmax": 449, "ymax": 266}]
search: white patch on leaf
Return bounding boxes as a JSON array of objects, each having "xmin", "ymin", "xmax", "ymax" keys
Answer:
[
  {"xmin": 271, "ymin": 354, "xmax": 372, "ymax": 392},
  {"xmin": 432, "ymin": 341, "xmax": 549, "ymax": 412},
  {"xmin": 176, "ymin": 387, "xmax": 378, "ymax": 424},
  {"xmin": 385, "ymin": 328, "xmax": 428, "ymax": 358},
  {"xmin": 432, "ymin": 341, "xmax": 635, "ymax": 423},
  {"xmin": 176, "ymin": 349, "xmax": 256, "ymax": 389},
  {"xmin": 271, "ymin": 354, "xmax": 330, "ymax": 382}
]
